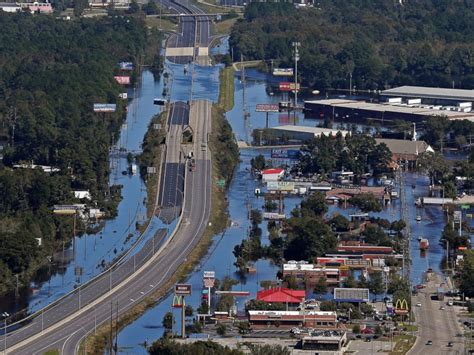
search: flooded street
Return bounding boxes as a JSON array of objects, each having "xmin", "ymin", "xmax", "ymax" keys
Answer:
[{"xmin": 114, "ymin": 50, "xmax": 473, "ymax": 353}]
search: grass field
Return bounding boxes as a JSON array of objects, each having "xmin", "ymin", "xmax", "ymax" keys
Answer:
[
  {"xmin": 218, "ymin": 67, "xmax": 235, "ymax": 112},
  {"xmin": 214, "ymin": 17, "xmax": 239, "ymax": 35}
]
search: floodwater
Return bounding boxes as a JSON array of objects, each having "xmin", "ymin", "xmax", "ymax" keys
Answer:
[
  {"xmin": 0, "ymin": 71, "xmax": 172, "ymax": 318},
  {"xmin": 114, "ymin": 46, "xmax": 473, "ymax": 353}
]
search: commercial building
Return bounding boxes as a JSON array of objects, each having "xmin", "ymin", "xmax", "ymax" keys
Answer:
[
  {"xmin": 0, "ymin": 2, "xmax": 21, "ymax": 12},
  {"xmin": 300, "ymin": 330, "xmax": 347, "ymax": 352},
  {"xmin": 381, "ymin": 86, "xmax": 474, "ymax": 106},
  {"xmin": 304, "ymin": 99, "xmax": 474, "ymax": 123},
  {"xmin": 256, "ymin": 287, "xmax": 305, "ymax": 306},
  {"xmin": 248, "ymin": 310, "xmax": 337, "ymax": 330},
  {"xmin": 282, "ymin": 262, "xmax": 344, "ymax": 287},
  {"xmin": 261, "ymin": 168, "xmax": 285, "ymax": 182},
  {"xmin": 375, "ymin": 138, "xmax": 434, "ymax": 166},
  {"xmin": 266, "ymin": 125, "xmax": 350, "ymax": 142}
]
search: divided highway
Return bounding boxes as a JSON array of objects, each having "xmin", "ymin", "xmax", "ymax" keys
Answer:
[{"xmin": 3, "ymin": 0, "xmax": 214, "ymax": 352}]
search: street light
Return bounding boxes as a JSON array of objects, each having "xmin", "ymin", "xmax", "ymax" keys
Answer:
[
  {"xmin": 2, "ymin": 312, "xmax": 9, "ymax": 355},
  {"xmin": 292, "ymin": 41, "xmax": 300, "ymax": 124}
]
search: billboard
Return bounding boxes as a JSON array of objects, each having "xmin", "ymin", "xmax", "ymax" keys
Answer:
[
  {"xmin": 263, "ymin": 212, "xmax": 286, "ymax": 220},
  {"xmin": 93, "ymin": 104, "xmax": 117, "ymax": 113},
  {"xmin": 271, "ymin": 149, "xmax": 300, "ymax": 160},
  {"xmin": 267, "ymin": 181, "xmax": 295, "ymax": 191},
  {"xmin": 174, "ymin": 284, "xmax": 192, "ymax": 295},
  {"xmin": 333, "ymin": 288, "xmax": 369, "ymax": 303},
  {"xmin": 279, "ymin": 82, "xmax": 300, "ymax": 92},
  {"xmin": 256, "ymin": 104, "xmax": 279, "ymax": 113},
  {"xmin": 119, "ymin": 61, "xmax": 134, "ymax": 71},
  {"xmin": 114, "ymin": 76, "xmax": 131, "ymax": 85},
  {"xmin": 273, "ymin": 68, "xmax": 293, "ymax": 76}
]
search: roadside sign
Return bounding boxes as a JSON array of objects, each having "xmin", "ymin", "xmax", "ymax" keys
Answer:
[
  {"xmin": 174, "ymin": 284, "xmax": 192, "ymax": 295},
  {"xmin": 273, "ymin": 68, "xmax": 293, "ymax": 76},
  {"xmin": 203, "ymin": 271, "xmax": 215, "ymax": 279},
  {"xmin": 267, "ymin": 181, "xmax": 295, "ymax": 191},
  {"xmin": 114, "ymin": 76, "xmax": 131, "ymax": 85},
  {"xmin": 204, "ymin": 278, "xmax": 215, "ymax": 288},
  {"xmin": 462, "ymin": 204, "xmax": 470, "ymax": 209},
  {"xmin": 216, "ymin": 179, "xmax": 225, "ymax": 187},
  {"xmin": 93, "ymin": 103, "xmax": 116, "ymax": 113},
  {"xmin": 279, "ymin": 82, "xmax": 300, "ymax": 92},
  {"xmin": 256, "ymin": 104, "xmax": 279, "ymax": 113}
]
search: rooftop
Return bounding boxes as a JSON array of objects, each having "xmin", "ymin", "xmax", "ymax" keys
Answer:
[
  {"xmin": 270, "ymin": 125, "xmax": 350, "ymax": 137},
  {"xmin": 305, "ymin": 99, "xmax": 474, "ymax": 121},
  {"xmin": 381, "ymin": 85, "xmax": 474, "ymax": 101},
  {"xmin": 261, "ymin": 168, "xmax": 285, "ymax": 175},
  {"xmin": 376, "ymin": 138, "xmax": 434, "ymax": 156},
  {"xmin": 256, "ymin": 287, "xmax": 305, "ymax": 303}
]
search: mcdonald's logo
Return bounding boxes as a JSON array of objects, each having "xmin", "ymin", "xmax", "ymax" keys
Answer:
[
  {"xmin": 394, "ymin": 298, "xmax": 409, "ymax": 314},
  {"xmin": 172, "ymin": 295, "xmax": 186, "ymax": 308}
]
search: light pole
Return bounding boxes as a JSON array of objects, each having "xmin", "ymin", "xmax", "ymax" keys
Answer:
[{"xmin": 2, "ymin": 312, "xmax": 9, "ymax": 355}]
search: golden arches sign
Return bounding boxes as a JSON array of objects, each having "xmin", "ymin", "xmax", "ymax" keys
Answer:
[
  {"xmin": 394, "ymin": 298, "xmax": 409, "ymax": 314},
  {"xmin": 172, "ymin": 295, "xmax": 186, "ymax": 308}
]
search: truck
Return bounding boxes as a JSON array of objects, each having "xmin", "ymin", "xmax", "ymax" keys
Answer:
[{"xmin": 201, "ymin": 143, "xmax": 207, "ymax": 151}]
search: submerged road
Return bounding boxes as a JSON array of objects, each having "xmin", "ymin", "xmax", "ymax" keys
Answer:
[{"xmin": 4, "ymin": 0, "xmax": 214, "ymax": 350}]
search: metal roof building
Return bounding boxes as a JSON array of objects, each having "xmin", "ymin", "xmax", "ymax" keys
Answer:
[
  {"xmin": 304, "ymin": 99, "xmax": 474, "ymax": 122},
  {"xmin": 381, "ymin": 86, "xmax": 474, "ymax": 102}
]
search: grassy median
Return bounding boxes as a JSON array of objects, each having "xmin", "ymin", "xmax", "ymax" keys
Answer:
[{"xmin": 217, "ymin": 67, "xmax": 235, "ymax": 113}]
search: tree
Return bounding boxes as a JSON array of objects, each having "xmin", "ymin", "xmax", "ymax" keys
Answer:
[
  {"xmin": 319, "ymin": 301, "xmax": 337, "ymax": 311},
  {"xmin": 417, "ymin": 152, "xmax": 450, "ymax": 185},
  {"xmin": 369, "ymin": 272, "xmax": 385, "ymax": 299},
  {"xmin": 459, "ymin": 251, "xmax": 474, "ymax": 297},
  {"xmin": 344, "ymin": 272, "xmax": 357, "ymax": 288},
  {"xmin": 358, "ymin": 274, "xmax": 368, "ymax": 288},
  {"xmin": 142, "ymin": 0, "xmax": 158, "ymax": 15},
  {"xmin": 162, "ymin": 312, "xmax": 173, "ymax": 329},
  {"xmin": 247, "ymin": 344, "xmax": 290, "ymax": 355},
  {"xmin": 352, "ymin": 324, "xmax": 361, "ymax": 334},
  {"xmin": 216, "ymin": 323, "xmax": 227, "ymax": 336},
  {"xmin": 300, "ymin": 192, "xmax": 328, "ymax": 216},
  {"xmin": 236, "ymin": 321, "xmax": 252, "ymax": 334},
  {"xmin": 331, "ymin": 214, "xmax": 350, "ymax": 232},
  {"xmin": 349, "ymin": 193, "xmax": 382, "ymax": 212},
  {"xmin": 375, "ymin": 325, "xmax": 383, "ymax": 335},
  {"xmin": 127, "ymin": 0, "xmax": 140, "ymax": 13},
  {"xmin": 251, "ymin": 154, "xmax": 266, "ymax": 171},
  {"xmin": 362, "ymin": 224, "xmax": 391, "ymax": 246},
  {"xmin": 313, "ymin": 277, "xmax": 328, "ymax": 296},
  {"xmin": 185, "ymin": 305, "xmax": 193, "ymax": 317}
]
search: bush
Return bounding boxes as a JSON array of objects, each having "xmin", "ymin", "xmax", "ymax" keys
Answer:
[{"xmin": 216, "ymin": 322, "xmax": 227, "ymax": 336}]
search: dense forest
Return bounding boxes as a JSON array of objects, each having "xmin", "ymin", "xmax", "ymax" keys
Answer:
[
  {"xmin": 229, "ymin": 0, "xmax": 474, "ymax": 91},
  {"xmin": 0, "ymin": 13, "xmax": 160, "ymax": 294}
]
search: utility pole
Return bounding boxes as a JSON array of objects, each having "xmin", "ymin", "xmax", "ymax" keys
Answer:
[
  {"xmin": 110, "ymin": 301, "xmax": 113, "ymax": 355},
  {"xmin": 292, "ymin": 41, "xmax": 300, "ymax": 124}
]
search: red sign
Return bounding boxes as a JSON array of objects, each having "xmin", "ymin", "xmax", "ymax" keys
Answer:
[
  {"xmin": 279, "ymin": 82, "xmax": 300, "ymax": 92},
  {"xmin": 204, "ymin": 278, "xmax": 215, "ymax": 288},
  {"xmin": 114, "ymin": 76, "xmax": 131, "ymax": 85},
  {"xmin": 256, "ymin": 104, "xmax": 280, "ymax": 113}
]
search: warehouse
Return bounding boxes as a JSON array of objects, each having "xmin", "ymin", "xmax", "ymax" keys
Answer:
[
  {"xmin": 304, "ymin": 99, "xmax": 474, "ymax": 123},
  {"xmin": 381, "ymin": 86, "xmax": 474, "ymax": 106},
  {"xmin": 266, "ymin": 125, "xmax": 350, "ymax": 142}
]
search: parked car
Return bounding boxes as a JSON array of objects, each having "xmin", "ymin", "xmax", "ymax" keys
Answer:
[
  {"xmin": 426, "ymin": 340, "xmax": 433, "ymax": 345},
  {"xmin": 362, "ymin": 328, "xmax": 374, "ymax": 334},
  {"xmin": 416, "ymin": 302, "xmax": 422, "ymax": 307}
]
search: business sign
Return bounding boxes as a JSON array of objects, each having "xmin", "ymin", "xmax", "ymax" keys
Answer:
[
  {"xmin": 271, "ymin": 149, "xmax": 300, "ymax": 160},
  {"xmin": 273, "ymin": 68, "xmax": 293, "ymax": 76},
  {"xmin": 174, "ymin": 283, "xmax": 192, "ymax": 295},
  {"xmin": 114, "ymin": 76, "xmax": 131, "ymax": 85},
  {"xmin": 256, "ymin": 104, "xmax": 279, "ymax": 113},
  {"xmin": 204, "ymin": 278, "xmax": 215, "ymax": 288},
  {"xmin": 279, "ymin": 82, "xmax": 300, "ymax": 92},
  {"xmin": 93, "ymin": 103, "xmax": 117, "ymax": 113},
  {"xmin": 263, "ymin": 212, "xmax": 286, "ymax": 220},
  {"xmin": 203, "ymin": 271, "xmax": 215, "ymax": 279},
  {"xmin": 172, "ymin": 294, "xmax": 185, "ymax": 308},
  {"xmin": 119, "ymin": 92, "xmax": 128, "ymax": 99},
  {"xmin": 334, "ymin": 288, "xmax": 370, "ymax": 303},
  {"xmin": 119, "ymin": 61, "xmax": 134, "ymax": 71},
  {"xmin": 394, "ymin": 298, "xmax": 409, "ymax": 315},
  {"xmin": 267, "ymin": 181, "xmax": 295, "ymax": 191}
]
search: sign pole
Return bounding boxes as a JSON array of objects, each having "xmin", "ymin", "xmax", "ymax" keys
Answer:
[
  {"xmin": 181, "ymin": 297, "xmax": 186, "ymax": 339},
  {"xmin": 266, "ymin": 112, "xmax": 269, "ymax": 128},
  {"xmin": 208, "ymin": 286, "xmax": 211, "ymax": 314}
]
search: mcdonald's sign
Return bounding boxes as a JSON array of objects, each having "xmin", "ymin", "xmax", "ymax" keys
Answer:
[
  {"xmin": 172, "ymin": 295, "xmax": 186, "ymax": 308},
  {"xmin": 394, "ymin": 298, "xmax": 409, "ymax": 315}
]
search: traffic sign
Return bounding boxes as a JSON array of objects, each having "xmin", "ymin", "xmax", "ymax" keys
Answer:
[
  {"xmin": 203, "ymin": 271, "xmax": 215, "ymax": 278},
  {"xmin": 204, "ymin": 278, "xmax": 215, "ymax": 288}
]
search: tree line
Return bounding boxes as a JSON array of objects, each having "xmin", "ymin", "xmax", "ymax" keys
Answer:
[
  {"xmin": 229, "ymin": 0, "xmax": 474, "ymax": 91},
  {"xmin": 0, "ymin": 13, "xmax": 158, "ymax": 294}
]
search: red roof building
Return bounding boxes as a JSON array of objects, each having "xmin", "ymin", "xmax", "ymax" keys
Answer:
[
  {"xmin": 261, "ymin": 168, "xmax": 285, "ymax": 182},
  {"xmin": 256, "ymin": 287, "xmax": 305, "ymax": 304}
]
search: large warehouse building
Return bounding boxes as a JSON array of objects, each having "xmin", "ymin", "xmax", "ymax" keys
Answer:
[
  {"xmin": 381, "ymin": 86, "xmax": 474, "ymax": 105},
  {"xmin": 304, "ymin": 98, "xmax": 474, "ymax": 123}
]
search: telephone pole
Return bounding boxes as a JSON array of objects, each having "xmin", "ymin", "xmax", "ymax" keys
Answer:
[{"xmin": 292, "ymin": 41, "xmax": 300, "ymax": 123}]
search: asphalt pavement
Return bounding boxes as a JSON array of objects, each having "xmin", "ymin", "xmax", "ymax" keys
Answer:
[
  {"xmin": 3, "ymin": 0, "xmax": 213, "ymax": 350},
  {"xmin": 409, "ymin": 274, "xmax": 463, "ymax": 355}
]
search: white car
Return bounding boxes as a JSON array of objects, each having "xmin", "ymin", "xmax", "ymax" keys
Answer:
[
  {"xmin": 447, "ymin": 301, "xmax": 453, "ymax": 306},
  {"xmin": 416, "ymin": 302, "xmax": 422, "ymax": 307}
]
